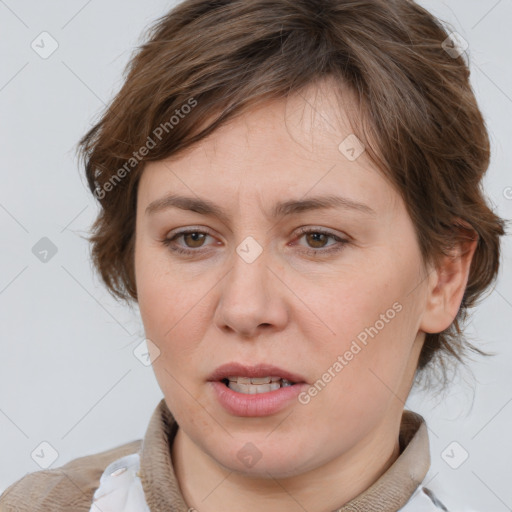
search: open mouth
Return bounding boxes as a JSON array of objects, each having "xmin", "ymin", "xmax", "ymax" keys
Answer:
[
  {"xmin": 221, "ymin": 376, "xmax": 297, "ymax": 394},
  {"xmin": 209, "ymin": 365, "xmax": 307, "ymax": 415}
]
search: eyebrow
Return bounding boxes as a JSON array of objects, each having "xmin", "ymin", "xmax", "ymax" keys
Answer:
[{"xmin": 145, "ymin": 193, "xmax": 376, "ymax": 221}]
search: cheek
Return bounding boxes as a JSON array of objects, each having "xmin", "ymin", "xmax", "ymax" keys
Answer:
[
  {"xmin": 311, "ymin": 273, "xmax": 403, "ymax": 350},
  {"xmin": 135, "ymin": 245, "xmax": 199, "ymax": 369},
  {"xmin": 135, "ymin": 239, "xmax": 204, "ymax": 336},
  {"xmin": 309, "ymin": 254, "xmax": 422, "ymax": 391}
]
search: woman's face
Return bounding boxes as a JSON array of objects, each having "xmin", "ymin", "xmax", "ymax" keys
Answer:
[{"xmin": 134, "ymin": 81, "xmax": 431, "ymax": 478}]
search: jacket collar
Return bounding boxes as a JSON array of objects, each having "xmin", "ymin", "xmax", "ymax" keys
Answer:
[{"xmin": 139, "ymin": 399, "xmax": 430, "ymax": 511}]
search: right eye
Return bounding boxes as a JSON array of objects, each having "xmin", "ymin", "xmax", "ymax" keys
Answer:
[{"xmin": 161, "ymin": 228, "xmax": 217, "ymax": 255}]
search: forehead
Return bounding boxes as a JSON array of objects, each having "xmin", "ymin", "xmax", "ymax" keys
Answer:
[{"xmin": 138, "ymin": 82, "xmax": 399, "ymax": 218}]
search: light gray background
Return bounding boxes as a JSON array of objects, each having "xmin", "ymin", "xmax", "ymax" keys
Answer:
[{"xmin": 0, "ymin": 0, "xmax": 511, "ymax": 509}]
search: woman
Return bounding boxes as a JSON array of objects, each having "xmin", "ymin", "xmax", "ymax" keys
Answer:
[{"xmin": 1, "ymin": 0, "xmax": 506, "ymax": 510}]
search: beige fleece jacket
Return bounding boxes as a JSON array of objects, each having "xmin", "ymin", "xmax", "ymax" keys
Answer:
[{"xmin": 0, "ymin": 399, "xmax": 432, "ymax": 511}]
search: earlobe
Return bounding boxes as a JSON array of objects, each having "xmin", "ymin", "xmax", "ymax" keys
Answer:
[{"xmin": 419, "ymin": 226, "xmax": 478, "ymax": 335}]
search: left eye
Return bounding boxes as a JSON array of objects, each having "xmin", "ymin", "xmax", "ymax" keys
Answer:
[
  {"xmin": 161, "ymin": 229, "xmax": 215, "ymax": 255},
  {"xmin": 161, "ymin": 227, "xmax": 349, "ymax": 256},
  {"xmin": 295, "ymin": 227, "xmax": 341, "ymax": 251},
  {"xmin": 292, "ymin": 227, "xmax": 349, "ymax": 256}
]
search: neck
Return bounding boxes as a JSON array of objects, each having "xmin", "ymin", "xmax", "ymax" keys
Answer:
[{"xmin": 171, "ymin": 418, "xmax": 402, "ymax": 512}]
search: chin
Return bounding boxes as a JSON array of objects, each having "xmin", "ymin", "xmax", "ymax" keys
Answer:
[{"xmin": 206, "ymin": 439, "xmax": 317, "ymax": 479}]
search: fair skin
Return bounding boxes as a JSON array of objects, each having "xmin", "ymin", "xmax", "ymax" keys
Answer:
[{"xmin": 134, "ymin": 80, "xmax": 477, "ymax": 512}]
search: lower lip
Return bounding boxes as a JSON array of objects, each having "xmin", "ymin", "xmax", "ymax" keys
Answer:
[{"xmin": 209, "ymin": 381, "xmax": 308, "ymax": 417}]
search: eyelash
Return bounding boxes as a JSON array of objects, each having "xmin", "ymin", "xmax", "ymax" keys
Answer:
[{"xmin": 161, "ymin": 226, "xmax": 349, "ymax": 257}]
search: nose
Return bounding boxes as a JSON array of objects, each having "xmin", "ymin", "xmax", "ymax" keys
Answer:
[{"xmin": 213, "ymin": 241, "xmax": 289, "ymax": 339}]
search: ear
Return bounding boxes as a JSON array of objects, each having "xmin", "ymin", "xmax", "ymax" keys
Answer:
[{"xmin": 419, "ymin": 222, "xmax": 479, "ymax": 334}]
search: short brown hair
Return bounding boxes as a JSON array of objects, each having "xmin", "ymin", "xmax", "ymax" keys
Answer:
[{"xmin": 78, "ymin": 0, "xmax": 508, "ymax": 383}]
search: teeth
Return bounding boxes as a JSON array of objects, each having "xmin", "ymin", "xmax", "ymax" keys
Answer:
[
  {"xmin": 250, "ymin": 377, "xmax": 272, "ymax": 384},
  {"xmin": 225, "ymin": 376, "xmax": 296, "ymax": 394},
  {"xmin": 227, "ymin": 376, "xmax": 291, "ymax": 384},
  {"xmin": 229, "ymin": 382, "xmax": 282, "ymax": 394}
]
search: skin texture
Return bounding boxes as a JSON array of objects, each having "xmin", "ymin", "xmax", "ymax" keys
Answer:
[{"xmin": 134, "ymin": 80, "xmax": 477, "ymax": 512}]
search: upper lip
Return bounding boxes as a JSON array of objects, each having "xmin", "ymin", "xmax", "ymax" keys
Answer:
[{"xmin": 208, "ymin": 362, "xmax": 307, "ymax": 384}]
